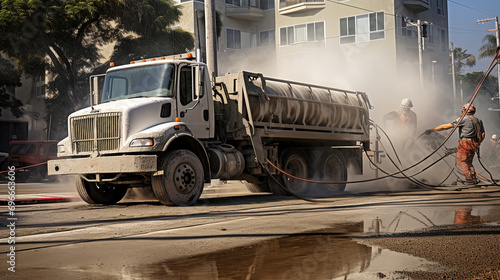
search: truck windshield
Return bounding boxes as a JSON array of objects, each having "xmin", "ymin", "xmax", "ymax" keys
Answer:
[{"xmin": 102, "ymin": 63, "xmax": 175, "ymax": 102}]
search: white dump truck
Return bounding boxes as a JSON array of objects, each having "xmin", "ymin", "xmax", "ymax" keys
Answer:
[{"xmin": 48, "ymin": 53, "xmax": 371, "ymax": 205}]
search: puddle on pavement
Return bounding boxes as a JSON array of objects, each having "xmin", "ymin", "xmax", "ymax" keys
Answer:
[
  {"xmin": 120, "ymin": 206, "xmax": 498, "ymax": 279},
  {"xmin": 123, "ymin": 222, "xmax": 445, "ymax": 279},
  {"xmin": 362, "ymin": 206, "xmax": 496, "ymax": 235}
]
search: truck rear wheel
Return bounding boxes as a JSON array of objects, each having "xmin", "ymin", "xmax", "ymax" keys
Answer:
[
  {"xmin": 152, "ymin": 150, "xmax": 204, "ymax": 206},
  {"xmin": 317, "ymin": 149, "xmax": 347, "ymax": 195},
  {"xmin": 75, "ymin": 176, "xmax": 127, "ymax": 205},
  {"xmin": 278, "ymin": 151, "xmax": 309, "ymax": 196}
]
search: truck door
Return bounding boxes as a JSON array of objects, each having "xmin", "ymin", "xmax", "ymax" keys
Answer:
[{"xmin": 177, "ymin": 64, "xmax": 210, "ymax": 139}]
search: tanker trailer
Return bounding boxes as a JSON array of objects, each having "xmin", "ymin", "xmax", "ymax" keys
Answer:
[{"xmin": 212, "ymin": 71, "xmax": 371, "ymax": 197}]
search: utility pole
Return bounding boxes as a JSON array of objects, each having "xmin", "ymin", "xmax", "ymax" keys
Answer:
[
  {"xmin": 407, "ymin": 19, "xmax": 429, "ymax": 92},
  {"xmin": 205, "ymin": 0, "xmax": 218, "ymax": 81},
  {"xmin": 477, "ymin": 17, "xmax": 500, "ymax": 111},
  {"xmin": 431, "ymin": 60, "xmax": 437, "ymax": 85},
  {"xmin": 417, "ymin": 19, "xmax": 424, "ymax": 90},
  {"xmin": 450, "ymin": 42, "xmax": 457, "ymax": 106}
]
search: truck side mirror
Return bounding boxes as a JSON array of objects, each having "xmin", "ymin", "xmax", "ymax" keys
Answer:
[
  {"xmin": 198, "ymin": 67, "xmax": 205, "ymax": 98},
  {"xmin": 89, "ymin": 74, "xmax": 106, "ymax": 106}
]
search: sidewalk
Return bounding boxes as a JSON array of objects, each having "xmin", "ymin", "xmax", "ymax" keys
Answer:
[
  {"xmin": 0, "ymin": 193, "xmax": 80, "ymax": 205},
  {"xmin": 0, "ymin": 180, "xmax": 250, "ymax": 205}
]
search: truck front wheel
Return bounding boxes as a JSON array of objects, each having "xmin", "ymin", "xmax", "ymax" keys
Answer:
[
  {"xmin": 152, "ymin": 150, "xmax": 204, "ymax": 206},
  {"xmin": 75, "ymin": 176, "xmax": 127, "ymax": 205}
]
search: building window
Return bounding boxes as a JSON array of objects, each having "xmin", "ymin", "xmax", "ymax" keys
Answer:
[
  {"xmin": 226, "ymin": 0, "xmax": 259, "ymax": 8},
  {"xmin": 259, "ymin": 30, "xmax": 275, "ymax": 46},
  {"xmin": 427, "ymin": 25, "xmax": 434, "ymax": 44},
  {"xmin": 369, "ymin": 11, "xmax": 385, "ymax": 40},
  {"xmin": 279, "ymin": 21, "xmax": 324, "ymax": 46},
  {"xmin": 175, "ymin": 0, "xmax": 204, "ymax": 3},
  {"xmin": 260, "ymin": 0, "xmax": 274, "ymax": 10},
  {"xmin": 437, "ymin": 0, "xmax": 445, "ymax": 16},
  {"xmin": 35, "ymin": 85, "xmax": 46, "ymax": 98},
  {"xmin": 340, "ymin": 12, "xmax": 385, "ymax": 44},
  {"xmin": 227, "ymin": 28, "xmax": 257, "ymax": 49},
  {"xmin": 439, "ymin": 28, "xmax": 446, "ymax": 51}
]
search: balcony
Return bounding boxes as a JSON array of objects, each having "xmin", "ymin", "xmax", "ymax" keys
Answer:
[
  {"xmin": 225, "ymin": 0, "xmax": 264, "ymax": 21},
  {"xmin": 226, "ymin": 6, "xmax": 264, "ymax": 21},
  {"xmin": 403, "ymin": 0, "xmax": 430, "ymax": 12},
  {"xmin": 279, "ymin": 0, "xmax": 324, "ymax": 15}
]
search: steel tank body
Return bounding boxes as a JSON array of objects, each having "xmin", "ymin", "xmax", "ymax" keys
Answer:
[{"xmin": 246, "ymin": 77, "xmax": 367, "ymax": 131}]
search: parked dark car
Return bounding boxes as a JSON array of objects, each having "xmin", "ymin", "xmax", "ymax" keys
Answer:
[{"xmin": 8, "ymin": 140, "xmax": 58, "ymax": 182}]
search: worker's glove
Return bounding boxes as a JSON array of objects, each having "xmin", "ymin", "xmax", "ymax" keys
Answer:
[
  {"xmin": 424, "ymin": 129, "xmax": 433, "ymax": 135},
  {"xmin": 445, "ymin": 147, "xmax": 457, "ymax": 156}
]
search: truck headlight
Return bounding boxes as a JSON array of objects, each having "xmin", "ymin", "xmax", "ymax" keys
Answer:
[
  {"xmin": 57, "ymin": 145, "xmax": 65, "ymax": 154},
  {"xmin": 130, "ymin": 138, "xmax": 154, "ymax": 147}
]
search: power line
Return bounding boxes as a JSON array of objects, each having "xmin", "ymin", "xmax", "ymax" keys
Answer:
[
  {"xmin": 449, "ymin": 27, "xmax": 489, "ymax": 32},
  {"xmin": 449, "ymin": 27, "xmax": 490, "ymax": 36},
  {"xmin": 327, "ymin": 0, "xmax": 398, "ymax": 17},
  {"xmin": 447, "ymin": 0, "xmax": 496, "ymax": 17},
  {"xmin": 328, "ymin": 0, "xmax": 490, "ymax": 35}
]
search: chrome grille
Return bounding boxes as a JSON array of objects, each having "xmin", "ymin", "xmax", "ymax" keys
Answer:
[{"xmin": 71, "ymin": 112, "xmax": 121, "ymax": 153}]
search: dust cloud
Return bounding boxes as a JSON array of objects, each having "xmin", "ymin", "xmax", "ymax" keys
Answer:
[{"xmin": 223, "ymin": 41, "xmax": 498, "ymax": 191}]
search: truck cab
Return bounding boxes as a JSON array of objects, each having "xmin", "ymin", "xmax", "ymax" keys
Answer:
[{"xmin": 49, "ymin": 55, "xmax": 214, "ymax": 205}]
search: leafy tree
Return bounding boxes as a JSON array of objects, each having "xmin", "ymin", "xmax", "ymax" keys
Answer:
[
  {"xmin": 457, "ymin": 72, "xmax": 500, "ymax": 131},
  {"xmin": 478, "ymin": 34, "xmax": 497, "ymax": 59},
  {"xmin": 0, "ymin": 0, "xmax": 193, "ymax": 138},
  {"xmin": 0, "ymin": 56, "xmax": 23, "ymax": 117},
  {"xmin": 453, "ymin": 47, "xmax": 476, "ymax": 74},
  {"xmin": 108, "ymin": 29, "xmax": 194, "ymax": 66},
  {"xmin": 458, "ymin": 72, "xmax": 498, "ymax": 99}
]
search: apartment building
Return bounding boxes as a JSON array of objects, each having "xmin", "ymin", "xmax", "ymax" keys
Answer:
[
  {"xmin": 0, "ymin": 70, "xmax": 48, "ymax": 153},
  {"xmin": 174, "ymin": 0, "xmax": 450, "ymax": 105}
]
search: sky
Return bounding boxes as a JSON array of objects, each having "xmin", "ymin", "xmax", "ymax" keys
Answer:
[{"xmin": 448, "ymin": 0, "xmax": 500, "ymax": 75}]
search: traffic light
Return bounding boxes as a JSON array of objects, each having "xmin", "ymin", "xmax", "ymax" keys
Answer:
[{"xmin": 422, "ymin": 24, "xmax": 428, "ymax": 38}]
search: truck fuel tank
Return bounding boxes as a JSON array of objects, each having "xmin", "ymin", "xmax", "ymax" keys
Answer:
[{"xmin": 207, "ymin": 144, "xmax": 245, "ymax": 180}]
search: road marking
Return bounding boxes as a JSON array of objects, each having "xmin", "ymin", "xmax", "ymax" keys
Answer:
[{"xmin": 0, "ymin": 216, "xmax": 254, "ymax": 244}]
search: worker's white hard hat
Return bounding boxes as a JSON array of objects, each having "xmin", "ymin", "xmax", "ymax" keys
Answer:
[
  {"xmin": 493, "ymin": 134, "xmax": 498, "ymax": 140},
  {"xmin": 462, "ymin": 103, "xmax": 476, "ymax": 114},
  {"xmin": 401, "ymin": 98, "xmax": 413, "ymax": 108}
]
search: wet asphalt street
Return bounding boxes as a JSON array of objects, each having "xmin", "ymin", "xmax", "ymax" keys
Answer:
[{"xmin": 1, "ymin": 180, "xmax": 500, "ymax": 279}]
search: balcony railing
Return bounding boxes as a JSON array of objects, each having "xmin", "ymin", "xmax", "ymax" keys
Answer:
[
  {"xmin": 279, "ymin": 0, "xmax": 323, "ymax": 10},
  {"xmin": 226, "ymin": 0, "xmax": 265, "ymax": 21},
  {"xmin": 403, "ymin": 0, "xmax": 430, "ymax": 12}
]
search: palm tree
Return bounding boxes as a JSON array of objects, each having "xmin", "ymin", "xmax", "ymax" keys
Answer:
[
  {"xmin": 453, "ymin": 47, "xmax": 476, "ymax": 74},
  {"xmin": 478, "ymin": 34, "xmax": 497, "ymax": 59}
]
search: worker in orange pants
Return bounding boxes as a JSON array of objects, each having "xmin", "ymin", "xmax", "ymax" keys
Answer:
[{"xmin": 425, "ymin": 103, "xmax": 485, "ymax": 185}]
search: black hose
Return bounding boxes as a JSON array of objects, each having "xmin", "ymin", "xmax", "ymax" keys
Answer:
[{"xmin": 477, "ymin": 151, "xmax": 500, "ymax": 186}]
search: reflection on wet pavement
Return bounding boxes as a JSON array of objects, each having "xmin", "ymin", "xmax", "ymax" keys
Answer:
[
  {"xmin": 119, "ymin": 206, "xmax": 497, "ymax": 279},
  {"xmin": 454, "ymin": 208, "xmax": 481, "ymax": 225},
  {"xmin": 124, "ymin": 222, "xmax": 445, "ymax": 279},
  {"xmin": 362, "ymin": 206, "xmax": 491, "ymax": 234}
]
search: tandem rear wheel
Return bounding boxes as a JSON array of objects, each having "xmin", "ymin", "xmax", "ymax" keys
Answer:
[{"xmin": 269, "ymin": 148, "xmax": 347, "ymax": 198}]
